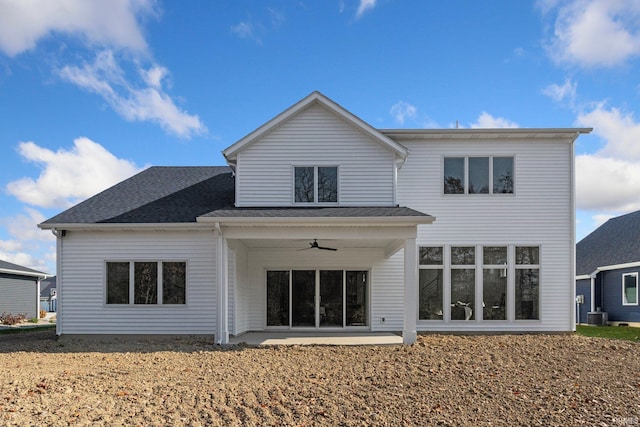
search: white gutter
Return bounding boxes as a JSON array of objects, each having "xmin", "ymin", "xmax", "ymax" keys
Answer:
[
  {"xmin": 39, "ymin": 223, "xmax": 216, "ymax": 231},
  {"xmin": 197, "ymin": 215, "xmax": 436, "ymax": 226},
  {"xmin": 0, "ymin": 268, "xmax": 49, "ymax": 280}
]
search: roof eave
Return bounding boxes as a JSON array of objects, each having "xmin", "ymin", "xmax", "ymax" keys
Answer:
[
  {"xmin": 38, "ymin": 222, "xmax": 216, "ymax": 231},
  {"xmin": 196, "ymin": 215, "xmax": 436, "ymax": 226},
  {"xmin": 0, "ymin": 268, "xmax": 49, "ymax": 279},
  {"xmin": 222, "ymin": 91, "xmax": 408, "ymax": 161},
  {"xmin": 381, "ymin": 128, "xmax": 593, "ymax": 140}
]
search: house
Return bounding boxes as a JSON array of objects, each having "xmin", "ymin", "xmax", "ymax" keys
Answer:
[
  {"xmin": 40, "ymin": 276, "xmax": 57, "ymax": 312},
  {"xmin": 0, "ymin": 259, "xmax": 48, "ymax": 319},
  {"xmin": 38, "ymin": 92, "xmax": 591, "ymax": 344},
  {"xmin": 576, "ymin": 210, "xmax": 640, "ymax": 326}
]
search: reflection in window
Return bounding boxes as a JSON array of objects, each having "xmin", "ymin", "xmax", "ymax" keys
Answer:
[
  {"xmin": 516, "ymin": 247, "xmax": 539, "ymax": 265},
  {"xmin": 420, "ymin": 247, "xmax": 443, "ymax": 265},
  {"xmin": 444, "ymin": 157, "xmax": 465, "ymax": 194},
  {"xmin": 483, "ymin": 246, "xmax": 507, "ymax": 265},
  {"xmin": 294, "ymin": 166, "xmax": 338, "ymax": 203},
  {"xmin": 267, "ymin": 271, "xmax": 290, "ymax": 326},
  {"xmin": 346, "ymin": 271, "xmax": 368, "ymax": 326},
  {"xmin": 515, "ymin": 269, "xmax": 539, "ymax": 320},
  {"xmin": 295, "ymin": 167, "xmax": 314, "ymax": 202},
  {"xmin": 451, "ymin": 247, "xmax": 475, "ymax": 265},
  {"xmin": 107, "ymin": 262, "xmax": 129, "ymax": 304},
  {"xmin": 451, "ymin": 269, "xmax": 475, "ymax": 320},
  {"xmin": 163, "ymin": 262, "xmax": 186, "ymax": 304},
  {"xmin": 419, "ymin": 269, "xmax": 443, "ymax": 320},
  {"xmin": 469, "ymin": 157, "xmax": 489, "ymax": 194},
  {"xmin": 134, "ymin": 262, "xmax": 158, "ymax": 304},
  {"xmin": 623, "ymin": 273, "xmax": 638, "ymax": 306},
  {"xmin": 483, "ymin": 269, "xmax": 506, "ymax": 320},
  {"xmin": 493, "ymin": 157, "xmax": 514, "ymax": 194},
  {"xmin": 444, "ymin": 156, "xmax": 514, "ymax": 195},
  {"xmin": 318, "ymin": 167, "xmax": 338, "ymax": 202}
]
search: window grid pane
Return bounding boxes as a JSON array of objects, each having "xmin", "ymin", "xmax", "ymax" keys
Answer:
[
  {"xmin": 163, "ymin": 262, "xmax": 186, "ymax": 304},
  {"xmin": 318, "ymin": 167, "xmax": 338, "ymax": 203},
  {"xmin": 515, "ymin": 269, "xmax": 539, "ymax": 320},
  {"xmin": 107, "ymin": 262, "xmax": 130, "ymax": 304},
  {"xmin": 134, "ymin": 262, "xmax": 158, "ymax": 305},
  {"xmin": 420, "ymin": 247, "xmax": 443, "ymax": 265},
  {"xmin": 483, "ymin": 269, "xmax": 506, "ymax": 320},
  {"xmin": 451, "ymin": 269, "xmax": 475, "ymax": 320},
  {"xmin": 419, "ymin": 269, "xmax": 443, "ymax": 320},
  {"xmin": 451, "ymin": 247, "xmax": 475, "ymax": 265},
  {"xmin": 444, "ymin": 157, "xmax": 465, "ymax": 194},
  {"xmin": 469, "ymin": 157, "xmax": 489, "ymax": 194},
  {"xmin": 294, "ymin": 167, "xmax": 314, "ymax": 202},
  {"xmin": 493, "ymin": 157, "xmax": 514, "ymax": 194}
]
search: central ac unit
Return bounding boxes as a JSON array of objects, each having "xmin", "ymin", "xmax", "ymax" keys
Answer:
[{"xmin": 587, "ymin": 311, "xmax": 608, "ymax": 326}]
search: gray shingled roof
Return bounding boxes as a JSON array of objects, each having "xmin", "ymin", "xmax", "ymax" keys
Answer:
[
  {"xmin": 201, "ymin": 206, "xmax": 431, "ymax": 218},
  {"xmin": 41, "ymin": 165, "xmax": 432, "ymax": 226},
  {"xmin": 41, "ymin": 166, "xmax": 234, "ymax": 224},
  {"xmin": 0, "ymin": 259, "xmax": 47, "ymax": 277},
  {"xmin": 576, "ymin": 210, "xmax": 640, "ymax": 276}
]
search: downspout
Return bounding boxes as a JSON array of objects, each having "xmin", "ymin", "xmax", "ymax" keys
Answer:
[
  {"xmin": 51, "ymin": 228, "xmax": 65, "ymax": 335},
  {"xmin": 215, "ymin": 222, "xmax": 229, "ymax": 344},
  {"xmin": 589, "ymin": 273, "xmax": 596, "ymax": 313}
]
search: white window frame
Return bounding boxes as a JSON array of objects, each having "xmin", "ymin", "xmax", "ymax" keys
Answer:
[
  {"xmin": 105, "ymin": 260, "xmax": 187, "ymax": 306},
  {"xmin": 443, "ymin": 156, "xmax": 515, "ymax": 195},
  {"xmin": 622, "ymin": 272, "xmax": 639, "ymax": 306},
  {"xmin": 292, "ymin": 165, "xmax": 339, "ymax": 205},
  {"xmin": 418, "ymin": 246, "xmax": 445, "ymax": 322}
]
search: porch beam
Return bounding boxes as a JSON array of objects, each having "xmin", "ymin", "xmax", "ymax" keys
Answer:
[
  {"xmin": 221, "ymin": 226, "xmax": 417, "ymax": 240},
  {"xmin": 384, "ymin": 239, "xmax": 405, "ymax": 259},
  {"xmin": 403, "ymin": 237, "xmax": 418, "ymax": 344}
]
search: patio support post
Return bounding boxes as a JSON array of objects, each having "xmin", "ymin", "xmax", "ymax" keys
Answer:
[
  {"xmin": 215, "ymin": 225, "xmax": 229, "ymax": 344},
  {"xmin": 403, "ymin": 237, "xmax": 418, "ymax": 344}
]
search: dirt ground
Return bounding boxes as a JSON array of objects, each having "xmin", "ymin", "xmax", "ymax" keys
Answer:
[{"xmin": 0, "ymin": 329, "xmax": 639, "ymax": 426}]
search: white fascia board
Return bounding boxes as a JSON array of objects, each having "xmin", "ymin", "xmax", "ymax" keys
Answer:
[
  {"xmin": 222, "ymin": 91, "xmax": 408, "ymax": 161},
  {"xmin": 576, "ymin": 261, "xmax": 640, "ymax": 280},
  {"xmin": 37, "ymin": 223, "xmax": 215, "ymax": 231},
  {"xmin": 197, "ymin": 215, "xmax": 435, "ymax": 226},
  {"xmin": 381, "ymin": 128, "xmax": 593, "ymax": 141},
  {"xmin": 0, "ymin": 268, "xmax": 49, "ymax": 279}
]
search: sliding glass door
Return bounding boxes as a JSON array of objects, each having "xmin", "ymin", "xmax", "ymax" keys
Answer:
[{"xmin": 266, "ymin": 270, "xmax": 368, "ymax": 328}]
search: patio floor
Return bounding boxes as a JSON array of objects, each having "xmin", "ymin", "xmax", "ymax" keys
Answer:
[{"xmin": 227, "ymin": 331, "xmax": 403, "ymax": 346}]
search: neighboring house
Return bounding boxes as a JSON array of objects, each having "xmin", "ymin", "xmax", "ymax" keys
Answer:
[
  {"xmin": 0, "ymin": 259, "xmax": 48, "ymax": 319},
  {"xmin": 39, "ymin": 92, "xmax": 591, "ymax": 344},
  {"xmin": 576, "ymin": 210, "xmax": 640, "ymax": 326},
  {"xmin": 40, "ymin": 276, "xmax": 57, "ymax": 312}
]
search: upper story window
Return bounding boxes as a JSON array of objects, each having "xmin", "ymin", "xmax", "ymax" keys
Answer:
[
  {"xmin": 444, "ymin": 156, "xmax": 514, "ymax": 195},
  {"xmin": 294, "ymin": 166, "xmax": 338, "ymax": 203}
]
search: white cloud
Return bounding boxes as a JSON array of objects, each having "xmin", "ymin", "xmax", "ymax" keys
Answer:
[
  {"xmin": 543, "ymin": 78, "xmax": 577, "ymax": 104},
  {"xmin": 577, "ymin": 104, "xmax": 640, "ymax": 160},
  {"xmin": 575, "ymin": 154, "xmax": 640, "ymax": 212},
  {"xmin": 0, "ymin": 251, "xmax": 48, "ymax": 273},
  {"xmin": 390, "ymin": 101, "xmax": 417, "ymax": 125},
  {"xmin": 231, "ymin": 22, "xmax": 257, "ymax": 41},
  {"xmin": 0, "ymin": 0, "xmax": 156, "ymax": 57},
  {"xmin": 356, "ymin": 0, "xmax": 377, "ymax": 19},
  {"xmin": 544, "ymin": 0, "xmax": 640, "ymax": 67},
  {"xmin": 0, "ymin": 208, "xmax": 53, "ymax": 273},
  {"xmin": 470, "ymin": 112, "xmax": 519, "ymax": 128},
  {"xmin": 5, "ymin": 208, "xmax": 52, "ymax": 243},
  {"xmin": 59, "ymin": 50, "xmax": 206, "ymax": 138},
  {"xmin": 6, "ymin": 137, "xmax": 142, "ymax": 209}
]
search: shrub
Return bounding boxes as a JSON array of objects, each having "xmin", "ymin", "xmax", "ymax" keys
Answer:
[
  {"xmin": 39, "ymin": 309, "xmax": 46, "ymax": 319},
  {"xmin": 0, "ymin": 312, "xmax": 28, "ymax": 325}
]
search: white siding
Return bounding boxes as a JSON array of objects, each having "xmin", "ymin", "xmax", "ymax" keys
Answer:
[
  {"xmin": 398, "ymin": 138, "xmax": 574, "ymax": 332},
  {"xmin": 235, "ymin": 104, "xmax": 396, "ymax": 207},
  {"xmin": 59, "ymin": 229, "xmax": 216, "ymax": 335},
  {"xmin": 0, "ymin": 275, "xmax": 38, "ymax": 318}
]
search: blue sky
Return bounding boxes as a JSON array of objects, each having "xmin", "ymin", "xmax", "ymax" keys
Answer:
[{"xmin": 1, "ymin": 0, "xmax": 639, "ymax": 274}]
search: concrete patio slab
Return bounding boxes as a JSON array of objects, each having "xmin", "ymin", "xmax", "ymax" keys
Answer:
[{"xmin": 228, "ymin": 331, "xmax": 403, "ymax": 346}]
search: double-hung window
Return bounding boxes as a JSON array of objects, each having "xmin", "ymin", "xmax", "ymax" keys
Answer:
[
  {"xmin": 623, "ymin": 273, "xmax": 638, "ymax": 305},
  {"xmin": 444, "ymin": 156, "xmax": 514, "ymax": 195},
  {"xmin": 106, "ymin": 261, "xmax": 186, "ymax": 305},
  {"xmin": 294, "ymin": 166, "xmax": 338, "ymax": 203}
]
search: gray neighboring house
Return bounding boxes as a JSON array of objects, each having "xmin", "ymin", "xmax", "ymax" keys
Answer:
[
  {"xmin": 576, "ymin": 210, "xmax": 640, "ymax": 325},
  {"xmin": 40, "ymin": 276, "xmax": 57, "ymax": 312},
  {"xmin": 0, "ymin": 260, "xmax": 49, "ymax": 319}
]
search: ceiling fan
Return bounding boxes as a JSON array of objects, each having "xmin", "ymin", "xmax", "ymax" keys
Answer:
[{"xmin": 299, "ymin": 239, "xmax": 338, "ymax": 251}]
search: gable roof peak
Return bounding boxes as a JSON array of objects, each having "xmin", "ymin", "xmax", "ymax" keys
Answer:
[{"xmin": 222, "ymin": 91, "xmax": 408, "ymax": 162}]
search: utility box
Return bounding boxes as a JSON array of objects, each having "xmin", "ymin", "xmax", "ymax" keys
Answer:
[{"xmin": 587, "ymin": 311, "xmax": 608, "ymax": 326}]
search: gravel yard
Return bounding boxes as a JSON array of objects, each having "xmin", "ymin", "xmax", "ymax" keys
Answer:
[{"xmin": 1, "ymin": 329, "xmax": 639, "ymax": 426}]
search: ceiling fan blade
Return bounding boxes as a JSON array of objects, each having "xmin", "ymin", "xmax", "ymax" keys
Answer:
[{"xmin": 317, "ymin": 246, "xmax": 338, "ymax": 251}]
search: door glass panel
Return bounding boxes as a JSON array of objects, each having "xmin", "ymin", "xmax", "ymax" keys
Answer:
[
  {"xmin": 292, "ymin": 270, "xmax": 315, "ymax": 327},
  {"xmin": 266, "ymin": 271, "xmax": 289, "ymax": 326},
  {"xmin": 346, "ymin": 271, "xmax": 368, "ymax": 326},
  {"xmin": 320, "ymin": 270, "xmax": 343, "ymax": 327}
]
